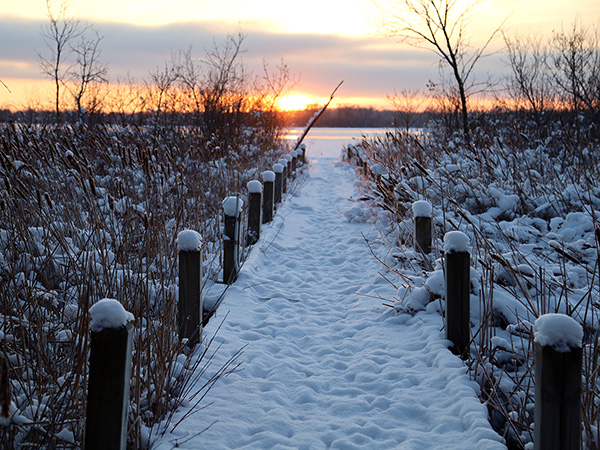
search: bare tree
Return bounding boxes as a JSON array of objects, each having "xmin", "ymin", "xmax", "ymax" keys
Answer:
[
  {"xmin": 66, "ymin": 29, "xmax": 108, "ymax": 123},
  {"xmin": 38, "ymin": 0, "xmax": 82, "ymax": 121},
  {"xmin": 107, "ymin": 74, "xmax": 147, "ymax": 125},
  {"xmin": 550, "ymin": 19, "xmax": 600, "ymax": 113},
  {"xmin": 376, "ymin": 0, "xmax": 504, "ymax": 142},
  {"xmin": 388, "ymin": 87, "xmax": 429, "ymax": 131},
  {"xmin": 250, "ymin": 60, "xmax": 298, "ymax": 136},
  {"xmin": 504, "ymin": 32, "xmax": 552, "ymax": 114},
  {"xmin": 173, "ymin": 46, "xmax": 206, "ymax": 128},
  {"xmin": 146, "ymin": 61, "xmax": 179, "ymax": 133},
  {"xmin": 201, "ymin": 32, "xmax": 247, "ymax": 148}
]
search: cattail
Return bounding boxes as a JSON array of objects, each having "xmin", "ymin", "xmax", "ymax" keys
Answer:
[
  {"xmin": 0, "ymin": 355, "xmax": 10, "ymax": 419},
  {"xmin": 108, "ymin": 194, "xmax": 115, "ymax": 211},
  {"xmin": 88, "ymin": 175, "xmax": 97, "ymax": 197},
  {"xmin": 36, "ymin": 189, "xmax": 43, "ymax": 209},
  {"xmin": 44, "ymin": 191, "xmax": 53, "ymax": 210}
]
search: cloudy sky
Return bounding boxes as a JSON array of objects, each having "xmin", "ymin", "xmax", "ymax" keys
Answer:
[{"xmin": 1, "ymin": 0, "xmax": 598, "ymax": 110}]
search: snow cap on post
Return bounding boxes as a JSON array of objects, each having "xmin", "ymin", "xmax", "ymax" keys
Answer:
[
  {"xmin": 223, "ymin": 196, "xmax": 244, "ymax": 217},
  {"xmin": 247, "ymin": 180, "xmax": 262, "ymax": 193},
  {"xmin": 177, "ymin": 230, "xmax": 202, "ymax": 252},
  {"xmin": 444, "ymin": 231, "xmax": 469, "ymax": 254},
  {"xmin": 290, "ymin": 150, "xmax": 298, "ymax": 157},
  {"xmin": 284, "ymin": 154, "xmax": 293, "ymax": 162},
  {"xmin": 89, "ymin": 299, "xmax": 134, "ymax": 332},
  {"xmin": 412, "ymin": 200, "xmax": 432, "ymax": 218},
  {"xmin": 262, "ymin": 170, "xmax": 276, "ymax": 182},
  {"xmin": 278, "ymin": 158, "xmax": 288, "ymax": 167},
  {"xmin": 273, "ymin": 163, "xmax": 284, "ymax": 174},
  {"xmin": 535, "ymin": 313, "xmax": 583, "ymax": 352}
]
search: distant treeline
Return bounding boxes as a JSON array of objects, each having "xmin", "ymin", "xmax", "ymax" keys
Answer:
[
  {"xmin": 281, "ymin": 106, "xmax": 429, "ymax": 128},
  {"xmin": 0, "ymin": 106, "xmax": 431, "ymax": 129}
]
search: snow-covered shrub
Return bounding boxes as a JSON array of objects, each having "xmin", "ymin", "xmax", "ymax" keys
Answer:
[{"xmin": 350, "ymin": 112, "xmax": 600, "ymax": 449}]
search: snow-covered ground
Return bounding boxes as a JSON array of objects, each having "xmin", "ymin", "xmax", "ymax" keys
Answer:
[{"xmin": 155, "ymin": 132, "xmax": 505, "ymax": 449}]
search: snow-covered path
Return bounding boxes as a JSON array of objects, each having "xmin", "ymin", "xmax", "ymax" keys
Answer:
[{"xmin": 157, "ymin": 148, "xmax": 506, "ymax": 449}]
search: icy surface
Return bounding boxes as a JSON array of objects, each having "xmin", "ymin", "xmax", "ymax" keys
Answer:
[
  {"xmin": 155, "ymin": 147, "xmax": 505, "ymax": 449},
  {"xmin": 177, "ymin": 230, "xmax": 202, "ymax": 252},
  {"xmin": 89, "ymin": 299, "xmax": 133, "ymax": 332},
  {"xmin": 262, "ymin": 170, "xmax": 276, "ymax": 182},
  {"xmin": 247, "ymin": 180, "xmax": 262, "ymax": 193},
  {"xmin": 535, "ymin": 313, "xmax": 583, "ymax": 352},
  {"xmin": 222, "ymin": 196, "xmax": 244, "ymax": 217},
  {"xmin": 444, "ymin": 231, "xmax": 470, "ymax": 253},
  {"xmin": 413, "ymin": 200, "xmax": 432, "ymax": 218}
]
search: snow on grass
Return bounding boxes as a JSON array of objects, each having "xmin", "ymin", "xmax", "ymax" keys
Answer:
[
  {"xmin": 535, "ymin": 313, "xmax": 583, "ymax": 352},
  {"xmin": 89, "ymin": 299, "xmax": 134, "ymax": 332}
]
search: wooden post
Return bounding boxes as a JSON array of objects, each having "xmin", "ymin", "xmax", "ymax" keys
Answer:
[
  {"xmin": 262, "ymin": 171, "xmax": 275, "ymax": 223},
  {"xmin": 247, "ymin": 180, "xmax": 262, "ymax": 245},
  {"xmin": 299, "ymin": 144, "xmax": 306, "ymax": 164},
  {"xmin": 413, "ymin": 201, "xmax": 432, "ymax": 254},
  {"xmin": 273, "ymin": 163, "xmax": 283, "ymax": 205},
  {"xmin": 444, "ymin": 231, "xmax": 470, "ymax": 356},
  {"xmin": 223, "ymin": 196, "xmax": 243, "ymax": 284},
  {"xmin": 278, "ymin": 158, "xmax": 288, "ymax": 194},
  {"xmin": 177, "ymin": 230, "xmax": 203, "ymax": 345},
  {"xmin": 534, "ymin": 315, "xmax": 583, "ymax": 450},
  {"xmin": 346, "ymin": 144, "xmax": 353, "ymax": 161},
  {"xmin": 285, "ymin": 154, "xmax": 294, "ymax": 179},
  {"xmin": 85, "ymin": 322, "xmax": 133, "ymax": 450},
  {"xmin": 415, "ymin": 217, "xmax": 432, "ymax": 254},
  {"xmin": 290, "ymin": 151, "xmax": 297, "ymax": 178}
]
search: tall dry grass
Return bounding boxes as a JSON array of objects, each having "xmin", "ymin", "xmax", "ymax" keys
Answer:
[
  {"xmin": 351, "ymin": 111, "xmax": 600, "ymax": 449},
  {"xmin": 0, "ymin": 121, "xmax": 287, "ymax": 447}
]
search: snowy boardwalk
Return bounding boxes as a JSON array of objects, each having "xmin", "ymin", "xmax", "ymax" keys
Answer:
[{"xmin": 158, "ymin": 154, "xmax": 505, "ymax": 449}]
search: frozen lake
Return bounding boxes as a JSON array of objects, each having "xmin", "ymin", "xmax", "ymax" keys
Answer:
[{"xmin": 284, "ymin": 127, "xmax": 390, "ymax": 159}]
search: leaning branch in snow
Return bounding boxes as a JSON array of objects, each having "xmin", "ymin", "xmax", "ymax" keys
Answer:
[{"xmin": 293, "ymin": 80, "xmax": 344, "ymax": 152}]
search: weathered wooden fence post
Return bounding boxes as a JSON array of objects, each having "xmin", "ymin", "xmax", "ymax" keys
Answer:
[
  {"xmin": 534, "ymin": 313, "xmax": 583, "ymax": 450},
  {"xmin": 413, "ymin": 200, "xmax": 432, "ymax": 254},
  {"xmin": 444, "ymin": 231, "xmax": 470, "ymax": 356},
  {"xmin": 290, "ymin": 150, "xmax": 298, "ymax": 176},
  {"xmin": 285, "ymin": 154, "xmax": 294, "ymax": 180},
  {"xmin": 247, "ymin": 180, "xmax": 262, "ymax": 245},
  {"xmin": 222, "ymin": 196, "xmax": 243, "ymax": 284},
  {"xmin": 299, "ymin": 143, "xmax": 306, "ymax": 164},
  {"xmin": 177, "ymin": 230, "xmax": 203, "ymax": 345},
  {"xmin": 262, "ymin": 170, "xmax": 275, "ymax": 223},
  {"xmin": 345, "ymin": 144, "xmax": 353, "ymax": 161},
  {"xmin": 273, "ymin": 163, "xmax": 283, "ymax": 206},
  {"xmin": 86, "ymin": 299, "xmax": 134, "ymax": 450},
  {"xmin": 278, "ymin": 158, "xmax": 289, "ymax": 193}
]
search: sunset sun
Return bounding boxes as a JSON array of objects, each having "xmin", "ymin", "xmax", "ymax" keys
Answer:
[{"xmin": 276, "ymin": 94, "xmax": 316, "ymax": 111}]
